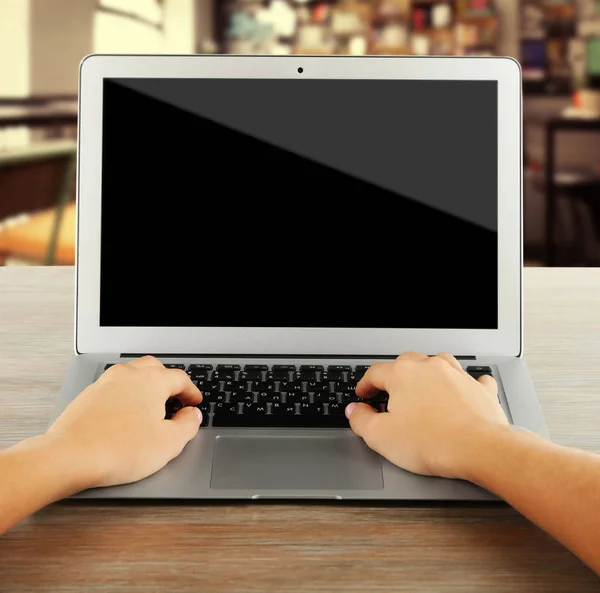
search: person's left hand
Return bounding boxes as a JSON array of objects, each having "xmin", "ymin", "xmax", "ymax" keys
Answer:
[{"xmin": 46, "ymin": 356, "xmax": 203, "ymax": 489}]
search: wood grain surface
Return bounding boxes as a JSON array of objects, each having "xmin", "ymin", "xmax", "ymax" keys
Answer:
[{"xmin": 1, "ymin": 266, "xmax": 599, "ymax": 592}]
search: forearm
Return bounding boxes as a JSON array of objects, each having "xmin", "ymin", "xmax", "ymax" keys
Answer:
[
  {"xmin": 465, "ymin": 425, "xmax": 600, "ymax": 574},
  {"xmin": 0, "ymin": 434, "xmax": 89, "ymax": 534}
]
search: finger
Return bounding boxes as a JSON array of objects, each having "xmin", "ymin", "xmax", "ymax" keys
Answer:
[
  {"xmin": 127, "ymin": 355, "xmax": 164, "ymax": 369},
  {"xmin": 346, "ymin": 402, "xmax": 389, "ymax": 453},
  {"xmin": 435, "ymin": 352, "xmax": 464, "ymax": 372},
  {"xmin": 356, "ymin": 362, "xmax": 393, "ymax": 398},
  {"xmin": 164, "ymin": 406, "xmax": 202, "ymax": 454},
  {"xmin": 395, "ymin": 351, "xmax": 429, "ymax": 363},
  {"xmin": 154, "ymin": 368, "xmax": 202, "ymax": 405},
  {"xmin": 477, "ymin": 374, "xmax": 497, "ymax": 396}
]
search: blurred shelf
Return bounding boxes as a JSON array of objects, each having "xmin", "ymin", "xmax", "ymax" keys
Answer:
[
  {"xmin": 293, "ymin": 48, "xmax": 337, "ymax": 55},
  {"xmin": 370, "ymin": 47, "xmax": 413, "ymax": 55},
  {"xmin": 0, "ymin": 95, "xmax": 77, "ymax": 106},
  {"xmin": 217, "ymin": 0, "xmax": 499, "ymax": 57},
  {"xmin": 532, "ymin": 167, "xmax": 600, "ymax": 191},
  {"xmin": 0, "ymin": 140, "xmax": 77, "ymax": 166},
  {"xmin": 455, "ymin": 13, "xmax": 497, "ymax": 24},
  {"xmin": 0, "ymin": 105, "xmax": 77, "ymax": 129},
  {"xmin": 371, "ymin": 15, "xmax": 410, "ymax": 27},
  {"xmin": 411, "ymin": 27, "xmax": 454, "ymax": 35}
]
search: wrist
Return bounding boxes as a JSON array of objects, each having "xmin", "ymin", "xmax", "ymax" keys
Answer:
[
  {"xmin": 39, "ymin": 431, "xmax": 100, "ymax": 495},
  {"xmin": 461, "ymin": 424, "xmax": 545, "ymax": 492},
  {"xmin": 458, "ymin": 423, "xmax": 529, "ymax": 485}
]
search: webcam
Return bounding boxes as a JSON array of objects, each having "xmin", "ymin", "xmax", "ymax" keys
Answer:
[{"xmin": 297, "ymin": 67, "xmax": 303, "ymax": 74}]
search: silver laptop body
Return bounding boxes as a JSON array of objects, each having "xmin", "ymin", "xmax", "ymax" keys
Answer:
[{"xmin": 51, "ymin": 54, "xmax": 548, "ymax": 501}]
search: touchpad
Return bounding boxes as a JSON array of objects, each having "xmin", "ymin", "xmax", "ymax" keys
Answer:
[{"xmin": 210, "ymin": 435, "xmax": 384, "ymax": 490}]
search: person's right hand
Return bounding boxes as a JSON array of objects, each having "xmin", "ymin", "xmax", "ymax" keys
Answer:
[{"xmin": 345, "ymin": 352, "xmax": 509, "ymax": 480}]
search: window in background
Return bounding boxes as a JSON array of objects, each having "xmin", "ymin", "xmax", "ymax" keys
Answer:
[
  {"xmin": 588, "ymin": 36, "xmax": 600, "ymax": 88},
  {"xmin": 94, "ymin": 0, "xmax": 165, "ymax": 54},
  {"xmin": 99, "ymin": 0, "xmax": 163, "ymax": 25}
]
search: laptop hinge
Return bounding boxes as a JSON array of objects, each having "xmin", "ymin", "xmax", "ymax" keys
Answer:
[{"xmin": 120, "ymin": 353, "xmax": 478, "ymax": 360}]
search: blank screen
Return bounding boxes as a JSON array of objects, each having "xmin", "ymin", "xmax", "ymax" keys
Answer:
[{"xmin": 100, "ymin": 78, "xmax": 498, "ymax": 329}]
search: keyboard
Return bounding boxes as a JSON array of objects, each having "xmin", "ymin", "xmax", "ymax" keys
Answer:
[{"xmin": 104, "ymin": 363, "xmax": 493, "ymax": 429}]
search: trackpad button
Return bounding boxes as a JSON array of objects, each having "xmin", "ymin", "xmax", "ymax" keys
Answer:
[{"xmin": 210, "ymin": 435, "xmax": 384, "ymax": 490}]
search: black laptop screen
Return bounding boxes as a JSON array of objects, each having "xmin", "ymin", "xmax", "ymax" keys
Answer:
[{"xmin": 100, "ymin": 78, "xmax": 498, "ymax": 329}]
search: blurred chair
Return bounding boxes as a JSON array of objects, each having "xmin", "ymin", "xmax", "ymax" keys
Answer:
[
  {"xmin": 573, "ymin": 187, "xmax": 600, "ymax": 265},
  {"xmin": 533, "ymin": 167, "xmax": 600, "ymax": 265},
  {"xmin": 0, "ymin": 141, "xmax": 76, "ymax": 265}
]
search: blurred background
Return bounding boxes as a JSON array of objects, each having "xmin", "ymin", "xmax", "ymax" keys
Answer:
[{"xmin": 0, "ymin": 0, "xmax": 599, "ymax": 267}]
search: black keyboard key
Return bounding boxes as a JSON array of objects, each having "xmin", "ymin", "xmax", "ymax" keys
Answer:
[
  {"xmin": 296, "ymin": 370, "xmax": 319, "ymax": 381},
  {"xmin": 322, "ymin": 371, "xmax": 343, "ymax": 382},
  {"xmin": 242, "ymin": 403, "xmax": 268, "ymax": 416},
  {"xmin": 164, "ymin": 363, "xmax": 185, "ymax": 369},
  {"xmin": 315, "ymin": 392, "xmax": 339, "ymax": 404},
  {"xmin": 216, "ymin": 364, "xmax": 241, "ymax": 372},
  {"xmin": 297, "ymin": 365, "xmax": 324, "ymax": 381},
  {"xmin": 212, "ymin": 414, "xmax": 349, "ymax": 428},
  {"xmin": 230, "ymin": 391, "xmax": 254, "ymax": 403},
  {"xmin": 201, "ymin": 391, "xmax": 226, "ymax": 403},
  {"xmin": 306, "ymin": 381, "xmax": 326, "ymax": 393},
  {"xmin": 273, "ymin": 365, "xmax": 297, "ymax": 371},
  {"xmin": 258, "ymin": 392, "xmax": 282, "ymax": 404},
  {"xmin": 223, "ymin": 380, "xmax": 244, "ymax": 392},
  {"xmin": 328, "ymin": 365, "xmax": 352, "ymax": 372},
  {"xmin": 189, "ymin": 364, "xmax": 213, "ymax": 371},
  {"xmin": 271, "ymin": 403, "xmax": 297, "ymax": 416},
  {"xmin": 356, "ymin": 365, "xmax": 371, "ymax": 373},
  {"xmin": 367, "ymin": 392, "xmax": 390, "ymax": 412},
  {"xmin": 214, "ymin": 392, "xmax": 228, "ymax": 403},
  {"xmin": 279, "ymin": 381, "xmax": 301, "ymax": 393},
  {"xmin": 286, "ymin": 392, "xmax": 310, "ymax": 404},
  {"xmin": 188, "ymin": 369, "xmax": 210, "ymax": 380},
  {"xmin": 213, "ymin": 366, "xmax": 241, "ymax": 380},
  {"xmin": 252, "ymin": 381, "xmax": 275, "ymax": 393},
  {"xmin": 214, "ymin": 402, "xmax": 239, "ymax": 415},
  {"xmin": 300, "ymin": 402, "xmax": 324, "ymax": 415},
  {"xmin": 194, "ymin": 403, "xmax": 211, "ymax": 427},
  {"xmin": 328, "ymin": 403, "xmax": 344, "ymax": 415},
  {"xmin": 341, "ymin": 392, "xmax": 361, "ymax": 403},
  {"xmin": 188, "ymin": 364, "xmax": 212, "ymax": 379},
  {"xmin": 195, "ymin": 379, "xmax": 220, "ymax": 392},
  {"xmin": 466, "ymin": 366, "xmax": 492, "ymax": 375},
  {"xmin": 268, "ymin": 370, "xmax": 291, "ymax": 381},
  {"xmin": 241, "ymin": 365, "xmax": 267, "ymax": 381},
  {"xmin": 334, "ymin": 382, "xmax": 358, "ymax": 393},
  {"xmin": 240, "ymin": 370, "xmax": 262, "ymax": 381},
  {"xmin": 212, "ymin": 371, "xmax": 235, "ymax": 380},
  {"xmin": 197, "ymin": 403, "xmax": 211, "ymax": 414},
  {"xmin": 164, "ymin": 398, "xmax": 182, "ymax": 419}
]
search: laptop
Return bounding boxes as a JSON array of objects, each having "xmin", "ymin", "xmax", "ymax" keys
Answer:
[{"xmin": 51, "ymin": 54, "xmax": 549, "ymax": 501}]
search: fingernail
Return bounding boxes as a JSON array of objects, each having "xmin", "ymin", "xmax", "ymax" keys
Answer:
[
  {"xmin": 345, "ymin": 402, "xmax": 357, "ymax": 419},
  {"xmin": 194, "ymin": 407, "xmax": 203, "ymax": 423}
]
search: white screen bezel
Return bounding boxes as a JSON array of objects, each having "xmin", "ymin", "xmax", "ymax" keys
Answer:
[{"xmin": 76, "ymin": 54, "xmax": 522, "ymax": 356}]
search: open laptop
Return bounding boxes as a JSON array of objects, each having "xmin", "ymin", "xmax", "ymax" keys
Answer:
[{"xmin": 51, "ymin": 54, "xmax": 548, "ymax": 501}]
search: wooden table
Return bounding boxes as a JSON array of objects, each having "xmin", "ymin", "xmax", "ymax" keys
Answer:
[{"xmin": 1, "ymin": 266, "xmax": 600, "ymax": 592}]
